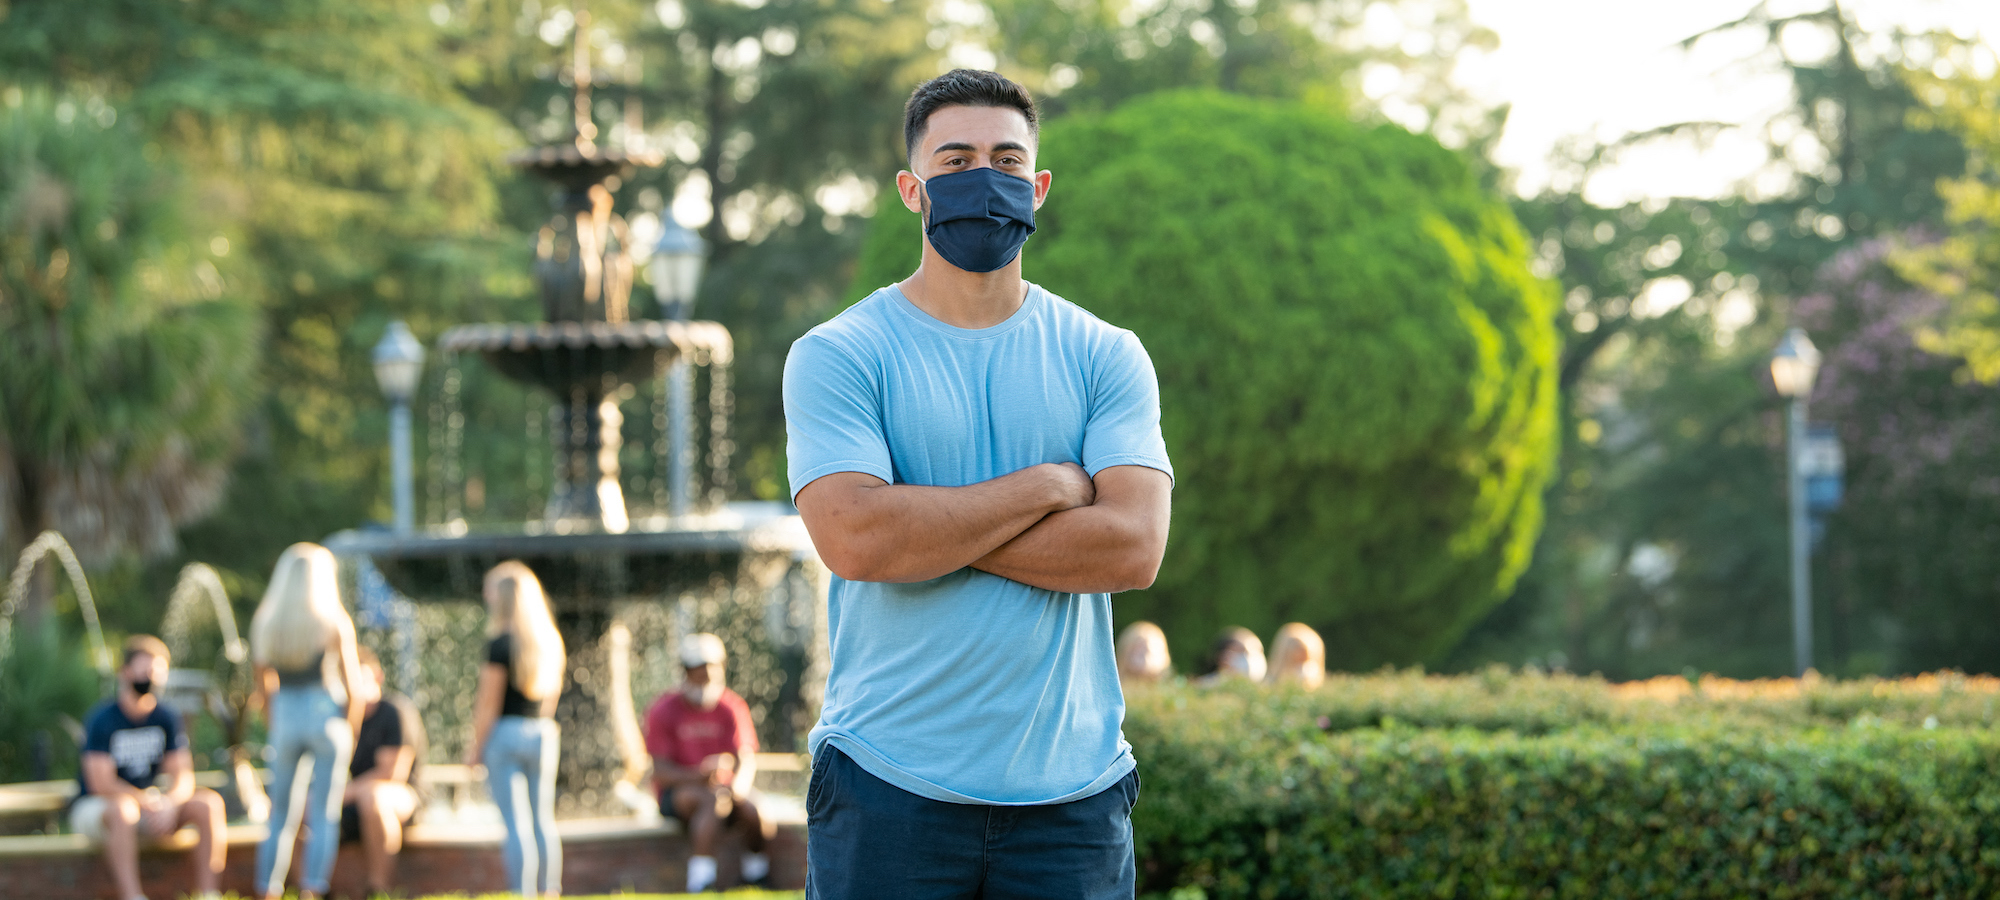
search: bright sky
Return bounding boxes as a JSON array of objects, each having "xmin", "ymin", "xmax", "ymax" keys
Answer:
[{"xmin": 1458, "ymin": 0, "xmax": 2000, "ymax": 203}]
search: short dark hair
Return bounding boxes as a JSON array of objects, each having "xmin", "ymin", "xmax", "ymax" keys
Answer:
[
  {"xmin": 123, "ymin": 634, "xmax": 170, "ymax": 667},
  {"xmin": 903, "ymin": 69, "xmax": 1039, "ymax": 167}
]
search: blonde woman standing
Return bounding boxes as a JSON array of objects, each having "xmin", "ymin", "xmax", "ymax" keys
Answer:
[
  {"xmin": 250, "ymin": 543, "xmax": 364, "ymax": 900},
  {"xmin": 467, "ymin": 560, "xmax": 566, "ymax": 897}
]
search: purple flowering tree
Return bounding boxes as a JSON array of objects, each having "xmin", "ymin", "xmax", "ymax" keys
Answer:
[{"xmin": 1795, "ymin": 234, "xmax": 2000, "ymax": 673}]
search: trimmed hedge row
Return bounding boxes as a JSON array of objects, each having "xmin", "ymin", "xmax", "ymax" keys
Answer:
[
  {"xmin": 1302, "ymin": 667, "xmax": 2000, "ymax": 734},
  {"xmin": 1125, "ymin": 679, "xmax": 2000, "ymax": 899}
]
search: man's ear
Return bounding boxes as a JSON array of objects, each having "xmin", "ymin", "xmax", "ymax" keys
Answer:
[
  {"xmin": 1031, "ymin": 170, "xmax": 1053, "ymax": 210},
  {"xmin": 896, "ymin": 170, "xmax": 926, "ymax": 215}
]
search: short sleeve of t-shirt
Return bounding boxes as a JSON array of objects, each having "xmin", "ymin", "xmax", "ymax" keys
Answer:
[
  {"xmin": 1083, "ymin": 331, "xmax": 1173, "ymax": 480},
  {"xmin": 82, "ymin": 708, "xmax": 116, "ymax": 755},
  {"xmin": 642, "ymin": 695, "xmax": 679, "ymax": 761},
  {"xmin": 351, "ymin": 701, "xmax": 402, "ymax": 778},
  {"xmin": 784, "ymin": 335, "xmax": 894, "ymax": 501}
]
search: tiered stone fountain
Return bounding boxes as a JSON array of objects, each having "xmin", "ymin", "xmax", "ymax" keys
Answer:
[{"xmin": 326, "ymin": 19, "xmax": 821, "ymax": 817}]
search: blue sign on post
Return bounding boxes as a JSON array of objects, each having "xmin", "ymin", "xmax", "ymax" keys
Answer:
[{"xmin": 1801, "ymin": 424, "xmax": 1844, "ymax": 548}]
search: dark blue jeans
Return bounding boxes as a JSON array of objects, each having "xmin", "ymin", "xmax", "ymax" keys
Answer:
[{"xmin": 806, "ymin": 746, "xmax": 1139, "ymax": 900}]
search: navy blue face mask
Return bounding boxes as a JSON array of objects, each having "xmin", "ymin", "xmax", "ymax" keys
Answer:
[{"xmin": 916, "ymin": 167, "xmax": 1037, "ymax": 273}]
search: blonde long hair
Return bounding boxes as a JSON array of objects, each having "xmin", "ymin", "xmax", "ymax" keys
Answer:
[
  {"xmin": 485, "ymin": 561, "xmax": 565, "ymax": 701},
  {"xmin": 250, "ymin": 543, "xmax": 350, "ymax": 671},
  {"xmin": 1266, "ymin": 622, "xmax": 1326, "ymax": 689}
]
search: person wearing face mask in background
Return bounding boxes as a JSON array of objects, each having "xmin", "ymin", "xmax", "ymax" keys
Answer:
[
  {"xmin": 1194, "ymin": 627, "xmax": 1267, "ymax": 686},
  {"xmin": 71, "ymin": 635, "xmax": 229, "ymax": 900},
  {"xmin": 785, "ymin": 68, "xmax": 1173, "ymax": 899},
  {"xmin": 642, "ymin": 633, "xmax": 771, "ymax": 893}
]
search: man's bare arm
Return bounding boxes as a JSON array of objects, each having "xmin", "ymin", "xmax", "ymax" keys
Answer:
[
  {"xmin": 81, "ymin": 752, "xmax": 142, "ymax": 800},
  {"xmin": 795, "ymin": 463, "xmax": 1094, "ymax": 583},
  {"xmin": 158, "ymin": 748, "xmax": 197, "ymax": 805},
  {"xmin": 971, "ymin": 465, "xmax": 1171, "ymax": 594}
]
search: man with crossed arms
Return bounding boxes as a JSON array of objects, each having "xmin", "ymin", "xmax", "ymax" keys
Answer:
[{"xmin": 785, "ymin": 68, "xmax": 1172, "ymax": 898}]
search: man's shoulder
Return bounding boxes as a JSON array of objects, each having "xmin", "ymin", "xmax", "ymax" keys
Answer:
[
  {"xmin": 1031, "ymin": 284, "xmax": 1139, "ymax": 347},
  {"xmin": 80, "ymin": 699, "xmax": 121, "ymax": 734},
  {"xmin": 147, "ymin": 701, "xmax": 184, "ymax": 728},
  {"xmin": 720, "ymin": 689, "xmax": 753, "ymax": 715},
  {"xmin": 644, "ymin": 690, "xmax": 687, "ymax": 721},
  {"xmin": 380, "ymin": 693, "xmax": 420, "ymax": 724},
  {"xmin": 800, "ymin": 288, "xmax": 900, "ymax": 347}
]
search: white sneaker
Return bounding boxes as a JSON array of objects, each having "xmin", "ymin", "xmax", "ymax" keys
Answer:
[
  {"xmin": 688, "ymin": 853, "xmax": 718, "ymax": 892},
  {"xmin": 742, "ymin": 850, "xmax": 771, "ymax": 884}
]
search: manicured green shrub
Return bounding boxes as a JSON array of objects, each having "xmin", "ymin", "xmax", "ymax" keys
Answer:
[
  {"xmin": 0, "ymin": 621, "xmax": 103, "ymax": 782},
  {"xmin": 1125, "ymin": 680, "xmax": 2000, "ymax": 899},
  {"xmin": 848, "ymin": 91, "xmax": 1560, "ymax": 667},
  {"xmin": 1289, "ymin": 667, "xmax": 2000, "ymax": 734}
]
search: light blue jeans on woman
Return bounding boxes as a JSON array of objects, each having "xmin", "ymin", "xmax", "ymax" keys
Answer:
[
  {"xmin": 257, "ymin": 685, "xmax": 354, "ymax": 896},
  {"xmin": 485, "ymin": 715, "xmax": 562, "ymax": 895}
]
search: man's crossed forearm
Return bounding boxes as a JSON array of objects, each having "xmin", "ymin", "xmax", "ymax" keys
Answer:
[{"xmin": 796, "ymin": 463, "xmax": 1169, "ymax": 592}]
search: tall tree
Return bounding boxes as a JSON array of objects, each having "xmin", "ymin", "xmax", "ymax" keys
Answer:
[
  {"xmin": 0, "ymin": 89, "xmax": 257, "ymax": 576},
  {"xmin": 1, "ymin": 0, "xmax": 517, "ymax": 600},
  {"xmin": 1894, "ymin": 35, "xmax": 2000, "ymax": 383}
]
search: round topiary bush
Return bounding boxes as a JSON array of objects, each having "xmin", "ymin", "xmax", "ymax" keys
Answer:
[{"xmin": 846, "ymin": 91, "xmax": 1558, "ymax": 668}]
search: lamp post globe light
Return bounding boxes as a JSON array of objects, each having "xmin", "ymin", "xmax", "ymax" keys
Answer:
[
  {"xmin": 1769, "ymin": 327, "xmax": 1821, "ymax": 677},
  {"xmin": 373, "ymin": 321, "xmax": 426, "ymax": 534},
  {"xmin": 649, "ymin": 217, "xmax": 707, "ymax": 516},
  {"xmin": 649, "ymin": 217, "xmax": 707, "ymax": 322}
]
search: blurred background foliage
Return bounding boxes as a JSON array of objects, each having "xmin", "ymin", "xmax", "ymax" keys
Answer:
[{"xmin": 0, "ymin": 0, "xmax": 1995, "ymax": 693}]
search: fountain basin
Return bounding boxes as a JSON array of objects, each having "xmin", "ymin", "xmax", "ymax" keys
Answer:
[
  {"xmin": 326, "ymin": 502, "xmax": 811, "ymax": 602},
  {"xmin": 438, "ymin": 319, "xmax": 731, "ymax": 394}
]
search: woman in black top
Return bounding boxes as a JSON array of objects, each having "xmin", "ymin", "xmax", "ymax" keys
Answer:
[
  {"xmin": 249, "ymin": 543, "xmax": 364, "ymax": 900},
  {"xmin": 466, "ymin": 560, "xmax": 566, "ymax": 896}
]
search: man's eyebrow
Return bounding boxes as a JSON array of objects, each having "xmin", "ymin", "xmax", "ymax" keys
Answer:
[{"xmin": 929, "ymin": 140, "xmax": 1032, "ymax": 156}]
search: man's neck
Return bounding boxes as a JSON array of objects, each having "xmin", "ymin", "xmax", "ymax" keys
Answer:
[
  {"xmin": 117, "ymin": 689, "xmax": 156, "ymax": 719},
  {"xmin": 898, "ymin": 245, "xmax": 1029, "ymax": 330}
]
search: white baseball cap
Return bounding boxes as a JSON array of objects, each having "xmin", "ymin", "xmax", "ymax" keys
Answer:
[{"xmin": 679, "ymin": 633, "xmax": 727, "ymax": 667}]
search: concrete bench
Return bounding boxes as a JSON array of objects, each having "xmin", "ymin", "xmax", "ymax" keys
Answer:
[{"xmin": 0, "ymin": 760, "xmax": 809, "ymax": 899}]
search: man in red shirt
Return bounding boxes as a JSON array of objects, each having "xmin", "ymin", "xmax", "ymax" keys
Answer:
[{"xmin": 644, "ymin": 633, "xmax": 773, "ymax": 892}]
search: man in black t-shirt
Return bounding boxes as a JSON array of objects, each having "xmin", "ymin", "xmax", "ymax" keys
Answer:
[
  {"xmin": 72, "ymin": 634, "xmax": 227, "ymax": 900},
  {"xmin": 339, "ymin": 646, "xmax": 425, "ymax": 897}
]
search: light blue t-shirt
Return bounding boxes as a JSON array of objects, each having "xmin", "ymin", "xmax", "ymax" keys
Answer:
[{"xmin": 784, "ymin": 282, "xmax": 1173, "ymax": 805}]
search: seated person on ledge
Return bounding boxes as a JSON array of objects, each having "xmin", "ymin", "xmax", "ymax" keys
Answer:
[
  {"xmin": 644, "ymin": 633, "xmax": 774, "ymax": 893},
  {"xmin": 71, "ymin": 634, "xmax": 226, "ymax": 900},
  {"xmin": 340, "ymin": 646, "xmax": 426, "ymax": 898}
]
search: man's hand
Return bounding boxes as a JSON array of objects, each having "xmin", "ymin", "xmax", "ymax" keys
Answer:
[
  {"xmin": 1047, "ymin": 462, "xmax": 1096, "ymax": 510},
  {"xmin": 971, "ymin": 464, "xmax": 1171, "ymax": 593},
  {"xmin": 138, "ymin": 790, "xmax": 176, "ymax": 837},
  {"xmin": 700, "ymin": 753, "xmax": 736, "ymax": 788}
]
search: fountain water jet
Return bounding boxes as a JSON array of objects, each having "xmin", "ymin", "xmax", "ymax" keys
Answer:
[
  {"xmin": 160, "ymin": 563, "xmax": 247, "ymax": 666},
  {"xmin": 156, "ymin": 563, "xmax": 269, "ymax": 821},
  {"xmin": 2, "ymin": 530, "xmax": 110, "ymax": 675}
]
